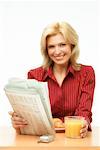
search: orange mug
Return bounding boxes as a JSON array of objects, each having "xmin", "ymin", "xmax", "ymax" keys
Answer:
[{"xmin": 64, "ymin": 116, "xmax": 85, "ymax": 138}]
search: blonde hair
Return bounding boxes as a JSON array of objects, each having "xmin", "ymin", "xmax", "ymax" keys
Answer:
[{"xmin": 40, "ymin": 21, "xmax": 81, "ymax": 70}]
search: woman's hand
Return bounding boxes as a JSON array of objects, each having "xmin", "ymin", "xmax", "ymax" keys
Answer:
[
  {"xmin": 80, "ymin": 120, "xmax": 88, "ymax": 138},
  {"xmin": 9, "ymin": 111, "xmax": 28, "ymax": 133}
]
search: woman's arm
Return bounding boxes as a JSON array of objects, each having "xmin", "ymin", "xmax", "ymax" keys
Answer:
[{"xmin": 75, "ymin": 66, "xmax": 95, "ymax": 130}]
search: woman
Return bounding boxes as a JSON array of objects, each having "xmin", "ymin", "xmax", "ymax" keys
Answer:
[{"xmin": 10, "ymin": 21, "xmax": 95, "ymax": 138}]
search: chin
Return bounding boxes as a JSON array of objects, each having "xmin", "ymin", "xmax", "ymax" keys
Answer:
[
  {"xmin": 54, "ymin": 62, "xmax": 67, "ymax": 66},
  {"xmin": 54, "ymin": 60, "xmax": 68, "ymax": 65}
]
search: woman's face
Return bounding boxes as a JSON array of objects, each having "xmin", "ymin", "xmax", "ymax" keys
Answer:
[{"xmin": 47, "ymin": 33, "xmax": 72, "ymax": 66}]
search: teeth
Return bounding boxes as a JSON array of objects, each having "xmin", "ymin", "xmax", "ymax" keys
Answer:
[
  {"xmin": 56, "ymin": 55, "xmax": 64, "ymax": 57},
  {"xmin": 55, "ymin": 56, "xmax": 64, "ymax": 59},
  {"xmin": 54, "ymin": 55, "xmax": 64, "ymax": 57}
]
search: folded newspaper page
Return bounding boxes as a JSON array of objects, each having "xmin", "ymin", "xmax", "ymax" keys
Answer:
[{"xmin": 4, "ymin": 78, "xmax": 55, "ymax": 136}]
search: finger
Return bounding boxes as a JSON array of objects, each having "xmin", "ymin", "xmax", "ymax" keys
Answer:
[
  {"xmin": 12, "ymin": 116, "xmax": 28, "ymax": 123},
  {"xmin": 11, "ymin": 119, "xmax": 28, "ymax": 129},
  {"xmin": 80, "ymin": 128, "xmax": 87, "ymax": 134},
  {"xmin": 81, "ymin": 132, "xmax": 87, "ymax": 138},
  {"xmin": 81, "ymin": 123, "xmax": 87, "ymax": 128},
  {"xmin": 9, "ymin": 111, "xmax": 18, "ymax": 117},
  {"xmin": 11, "ymin": 119, "xmax": 28, "ymax": 125},
  {"xmin": 8, "ymin": 111, "xmax": 14, "ymax": 116},
  {"xmin": 80, "ymin": 124, "xmax": 88, "ymax": 134},
  {"xmin": 80, "ymin": 127, "xmax": 88, "ymax": 138},
  {"xmin": 13, "ymin": 124, "xmax": 27, "ymax": 129}
]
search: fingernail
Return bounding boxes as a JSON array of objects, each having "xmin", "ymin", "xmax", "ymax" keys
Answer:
[
  {"xmin": 23, "ymin": 119, "xmax": 28, "ymax": 124},
  {"xmin": 80, "ymin": 129, "xmax": 82, "ymax": 133}
]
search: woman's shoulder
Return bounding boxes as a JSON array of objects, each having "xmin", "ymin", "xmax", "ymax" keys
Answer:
[
  {"xmin": 79, "ymin": 64, "xmax": 95, "ymax": 80},
  {"xmin": 27, "ymin": 66, "xmax": 46, "ymax": 81},
  {"xmin": 79, "ymin": 64, "xmax": 95, "ymax": 87},
  {"xmin": 80, "ymin": 64, "xmax": 95, "ymax": 73}
]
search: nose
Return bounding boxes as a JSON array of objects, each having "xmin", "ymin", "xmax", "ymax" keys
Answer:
[{"xmin": 54, "ymin": 46, "xmax": 61, "ymax": 55}]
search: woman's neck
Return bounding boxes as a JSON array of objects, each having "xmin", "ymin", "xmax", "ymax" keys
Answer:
[
  {"xmin": 53, "ymin": 64, "xmax": 68, "ymax": 86},
  {"xmin": 53, "ymin": 64, "xmax": 68, "ymax": 74}
]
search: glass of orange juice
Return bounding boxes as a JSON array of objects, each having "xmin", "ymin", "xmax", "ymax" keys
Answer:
[{"xmin": 64, "ymin": 116, "xmax": 85, "ymax": 138}]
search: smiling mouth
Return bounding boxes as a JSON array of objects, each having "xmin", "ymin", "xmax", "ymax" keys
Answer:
[{"xmin": 54, "ymin": 54, "xmax": 65, "ymax": 60}]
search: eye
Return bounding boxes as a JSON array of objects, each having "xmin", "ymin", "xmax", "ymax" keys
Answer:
[
  {"xmin": 59, "ymin": 43, "xmax": 66, "ymax": 47},
  {"xmin": 48, "ymin": 45, "xmax": 55, "ymax": 49}
]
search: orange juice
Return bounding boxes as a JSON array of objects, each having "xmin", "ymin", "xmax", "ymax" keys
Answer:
[{"xmin": 65, "ymin": 116, "xmax": 85, "ymax": 138}]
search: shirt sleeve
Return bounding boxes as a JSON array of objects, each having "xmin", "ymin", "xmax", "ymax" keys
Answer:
[
  {"xmin": 75, "ymin": 66, "xmax": 95, "ymax": 131},
  {"xmin": 27, "ymin": 70, "xmax": 33, "ymax": 79},
  {"xmin": 27, "ymin": 67, "xmax": 45, "ymax": 81}
]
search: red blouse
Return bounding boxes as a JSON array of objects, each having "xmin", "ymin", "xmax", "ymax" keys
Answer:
[{"xmin": 27, "ymin": 64, "xmax": 95, "ymax": 130}]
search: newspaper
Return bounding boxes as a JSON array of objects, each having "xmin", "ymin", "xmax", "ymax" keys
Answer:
[{"xmin": 4, "ymin": 78, "xmax": 55, "ymax": 137}]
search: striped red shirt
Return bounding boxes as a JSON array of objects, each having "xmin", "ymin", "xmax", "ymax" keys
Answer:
[{"xmin": 27, "ymin": 64, "xmax": 95, "ymax": 130}]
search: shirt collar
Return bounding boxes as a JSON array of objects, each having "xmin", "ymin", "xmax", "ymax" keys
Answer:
[
  {"xmin": 42, "ymin": 66, "xmax": 56, "ymax": 81},
  {"xmin": 42, "ymin": 64, "xmax": 75, "ymax": 81},
  {"xmin": 67, "ymin": 64, "xmax": 75, "ymax": 76}
]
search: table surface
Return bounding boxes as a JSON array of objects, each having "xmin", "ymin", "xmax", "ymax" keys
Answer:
[{"xmin": 0, "ymin": 126, "xmax": 100, "ymax": 150}]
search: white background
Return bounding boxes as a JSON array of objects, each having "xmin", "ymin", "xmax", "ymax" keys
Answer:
[{"xmin": 0, "ymin": 0, "xmax": 100, "ymax": 127}]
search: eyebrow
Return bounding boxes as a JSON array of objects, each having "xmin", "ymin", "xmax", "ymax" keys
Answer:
[{"xmin": 47, "ymin": 42, "xmax": 66, "ymax": 46}]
